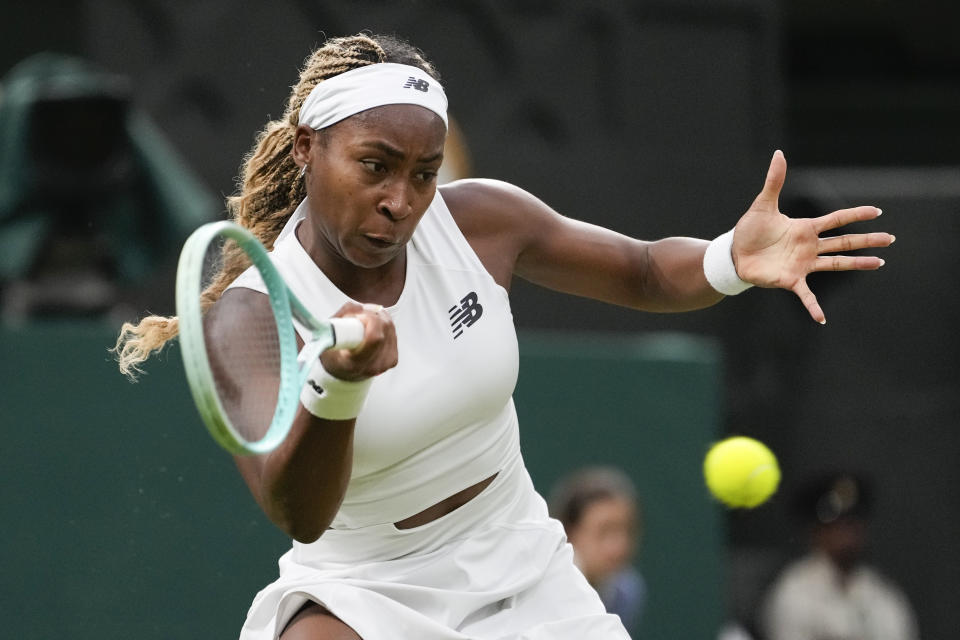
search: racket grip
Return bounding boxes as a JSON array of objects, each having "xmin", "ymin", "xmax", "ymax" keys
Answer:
[{"xmin": 330, "ymin": 317, "xmax": 365, "ymax": 350}]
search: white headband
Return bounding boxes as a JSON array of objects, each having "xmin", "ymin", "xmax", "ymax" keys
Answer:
[{"xmin": 298, "ymin": 62, "xmax": 448, "ymax": 130}]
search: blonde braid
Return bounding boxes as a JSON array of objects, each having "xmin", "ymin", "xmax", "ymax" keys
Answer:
[
  {"xmin": 209, "ymin": 35, "xmax": 390, "ymax": 308},
  {"xmin": 114, "ymin": 35, "xmax": 390, "ymax": 379}
]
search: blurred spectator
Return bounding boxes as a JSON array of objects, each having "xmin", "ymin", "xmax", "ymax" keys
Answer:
[
  {"xmin": 0, "ymin": 52, "xmax": 217, "ymax": 322},
  {"xmin": 759, "ymin": 472, "xmax": 919, "ymax": 640},
  {"xmin": 549, "ymin": 466, "xmax": 647, "ymax": 633}
]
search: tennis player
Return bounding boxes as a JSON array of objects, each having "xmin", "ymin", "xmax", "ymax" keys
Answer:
[{"xmin": 115, "ymin": 34, "xmax": 893, "ymax": 640}]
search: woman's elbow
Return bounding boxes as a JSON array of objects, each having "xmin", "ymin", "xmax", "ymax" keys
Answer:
[
  {"xmin": 289, "ymin": 525, "xmax": 326, "ymax": 544},
  {"xmin": 273, "ymin": 511, "xmax": 331, "ymax": 544}
]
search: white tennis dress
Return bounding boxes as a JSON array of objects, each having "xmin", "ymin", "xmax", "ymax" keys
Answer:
[{"xmin": 229, "ymin": 192, "xmax": 630, "ymax": 640}]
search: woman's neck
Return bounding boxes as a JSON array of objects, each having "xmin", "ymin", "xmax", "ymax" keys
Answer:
[{"xmin": 296, "ymin": 221, "xmax": 407, "ymax": 307}]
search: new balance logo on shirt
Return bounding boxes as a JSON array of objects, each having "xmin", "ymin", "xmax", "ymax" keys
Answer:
[
  {"xmin": 449, "ymin": 292, "xmax": 483, "ymax": 339},
  {"xmin": 403, "ymin": 77, "xmax": 430, "ymax": 92}
]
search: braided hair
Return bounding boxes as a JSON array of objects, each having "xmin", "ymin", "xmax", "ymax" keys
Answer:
[{"xmin": 114, "ymin": 34, "xmax": 440, "ymax": 379}]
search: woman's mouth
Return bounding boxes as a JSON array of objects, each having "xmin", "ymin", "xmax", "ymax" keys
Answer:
[{"xmin": 363, "ymin": 234, "xmax": 396, "ymax": 250}]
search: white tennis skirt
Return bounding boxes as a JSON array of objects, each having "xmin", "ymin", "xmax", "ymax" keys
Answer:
[{"xmin": 238, "ymin": 454, "xmax": 631, "ymax": 639}]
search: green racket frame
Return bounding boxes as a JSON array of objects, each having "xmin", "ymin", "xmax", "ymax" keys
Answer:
[{"xmin": 176, "ymin": 221, "xmax": 341, "ymax": 455}]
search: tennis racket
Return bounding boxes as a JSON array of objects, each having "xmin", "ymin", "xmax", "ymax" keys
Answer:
[{"xmin": 175, "ymin": 221, "xmax": 365, "ymax": 456}]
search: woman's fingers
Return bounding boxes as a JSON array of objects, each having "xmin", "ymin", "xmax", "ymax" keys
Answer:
[
  {"xmin": 792, "ymin": 279, "xmax": 826, "ymax": 325},
  {"xmin": 818, "ymin": 232, "xmax": 895, "ymax": 254},
  {"xmin": 814, "ymin": 255, "xmax": 886, "ymax": 272},
  {"xmin": 351, "ymin": 306, "xmax": 397, "ymax": 371},
  {"xmin": 813, "ymin": 231, "xmax": 894, "ymax": 272},
  {"xmin": 752, "ymin": 150, "xmax": 787, "ymax": 209},
  {"xmin": 813, "ymin": 206, "xmax": 882, "ymax": 233},
  {"xmin": 323, "ymin": 303, "xmax": 399, "ymax": 379},
  {"xmin": 792, "ymin": 252, "xmax": 884, "ymax": 324}
]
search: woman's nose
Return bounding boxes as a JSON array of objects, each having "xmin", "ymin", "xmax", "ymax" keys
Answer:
[{"xmin": 379, "ymin": 180, "xmax": 413, "ymax": 220}]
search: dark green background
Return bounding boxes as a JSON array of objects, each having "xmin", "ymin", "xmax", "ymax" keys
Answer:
[{"xmin": 2, "ymin": 324, "xmax": 722, "ymax": 639}]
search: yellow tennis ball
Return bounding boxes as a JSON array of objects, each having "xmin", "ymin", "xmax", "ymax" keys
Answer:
[{"xmin": 703, "ymin": 436, "xmax": 780, "ymax": 508}]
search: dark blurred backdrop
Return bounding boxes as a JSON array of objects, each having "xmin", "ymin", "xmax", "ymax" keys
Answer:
[{"xmin": 3, "ymin": 1, "xmax": 957, "ymax": 638}]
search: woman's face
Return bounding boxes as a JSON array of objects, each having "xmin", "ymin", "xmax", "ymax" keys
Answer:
[
  {"xmin": 296, "ymin": 104, "xmax": 446, "ymax": 270},
  {"xmin": 568, "ymin": 496, "xmax": 638, "ymax": 585}
]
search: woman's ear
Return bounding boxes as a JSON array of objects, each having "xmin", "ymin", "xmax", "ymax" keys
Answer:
[{"xmin": 292, "ymin": 125, "xmax": 316, "ymax": 166}]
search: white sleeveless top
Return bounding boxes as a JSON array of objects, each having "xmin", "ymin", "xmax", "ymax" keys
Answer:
[{"xmin": 227, "ymin": 192, "xmax": 521, "ymax": 529}]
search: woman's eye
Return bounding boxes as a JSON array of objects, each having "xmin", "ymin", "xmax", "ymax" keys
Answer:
[
  {"xmin": 417, "ymin": 170, "xmax": 438, "ymax": 183},
  {"xmin": 362, "ymin": 161, "xmax": 386, "ymax": 173}
]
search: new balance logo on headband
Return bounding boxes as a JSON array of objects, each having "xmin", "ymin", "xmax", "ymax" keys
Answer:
[
  {"xmin": 449, "ymin": 292, "xmax": 483, "ymax": 339},
  {"xmin": 403, "ymin": 77, "xmax": 430, "ymax": 92}
]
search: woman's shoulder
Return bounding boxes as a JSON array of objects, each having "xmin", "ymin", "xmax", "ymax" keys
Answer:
[
  {"xmin": 440, "ymin": 178, "xmax": 542, "ymax": 216},
  {"xmin": 439, "ymin": 178, "xmax": 552, "ymax": 242},
  {"xmin": 437, "ymin": 179, "xmax": 548, "ymax": 288}
]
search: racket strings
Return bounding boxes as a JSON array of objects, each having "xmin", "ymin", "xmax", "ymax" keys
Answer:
[{"xmin": 200, "ymin": 242, "xmax": 284, "ymax": 447}]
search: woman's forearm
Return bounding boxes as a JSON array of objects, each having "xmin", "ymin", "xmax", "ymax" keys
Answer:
[{"xmin": 239, "ymin": 410, "xmax": 355, "ymax": 543}]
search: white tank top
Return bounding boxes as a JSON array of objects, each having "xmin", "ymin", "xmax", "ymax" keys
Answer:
[{"xmin": 227, "ymin": 192, "xmax": 521, "ymax": 528}]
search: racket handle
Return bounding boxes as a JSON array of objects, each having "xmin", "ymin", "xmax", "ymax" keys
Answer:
[{"xmin": 330, "ymin": 317, "xmax": 365, "ymax": 350}]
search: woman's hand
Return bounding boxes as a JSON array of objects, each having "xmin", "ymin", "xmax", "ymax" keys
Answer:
[
  {"xmin": 320, "ymin": 302, "xmax": 398, "ymax": 381},
  {"xmin": 732, "ymin": 150, "xmax": 895, "ymax": 324}
]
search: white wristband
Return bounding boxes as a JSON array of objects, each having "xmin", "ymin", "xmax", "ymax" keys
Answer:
[
  {"xmin": 300, "ymin": 359, "xmax": 372, "ymax": 420},
  {"xmin": 703, "ymin": 228, "xmax": 753, "ymax": 296}
]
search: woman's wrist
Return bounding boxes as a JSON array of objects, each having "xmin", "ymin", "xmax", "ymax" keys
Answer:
[
  {"xmin": 703, "ymin": 228, "xmax": 753, "ymax": 296},
  {"xmin": 300, "ymin": 359, "xmax": 372, "ymax": 420}
]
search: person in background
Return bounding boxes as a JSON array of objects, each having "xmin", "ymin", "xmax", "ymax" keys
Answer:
[
  {"xmin": 550, "ymin": 466, "xmax": 647, "ymax": 633},
  {"xmin": 759, "ymin": 472, "xmax": 919, "ymax": 640}
]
